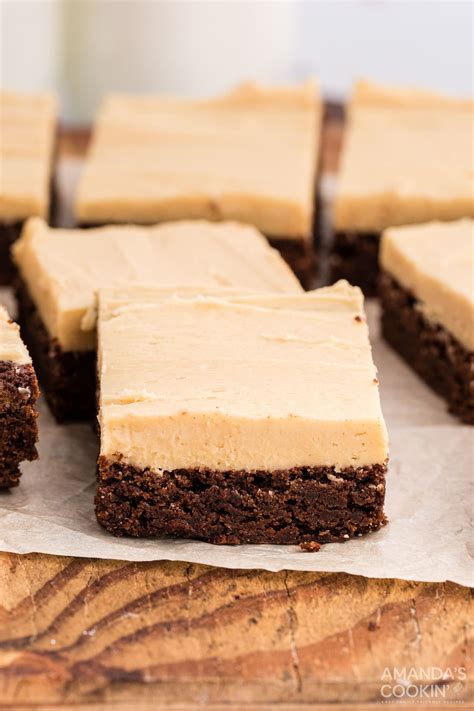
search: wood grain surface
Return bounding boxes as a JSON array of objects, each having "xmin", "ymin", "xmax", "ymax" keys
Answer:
[
  {"xmin": 0, "ymin": 118, "xmax": 472, "ymax": 709},
  {"xmin": 0, "ymin": 553, "xmax": 472, "ymax": 707}
]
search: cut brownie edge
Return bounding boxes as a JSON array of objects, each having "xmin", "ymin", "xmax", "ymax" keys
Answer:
[
  {"xmin": 379, "ymin": 272, "xmax": 474, "ymax": 424},
  {"xmin": 0, "ymin": 361, "xmax": 39, "ymax": 487},
  {"xmin": 96, "ymin": 456, "xmax": 387, "ymax": 544},
  {"xmin": 330, "ymin": 231, "xmax": 380, "ymax": 296},
  {"xmin": 15, "ymin": 277, "xmax": 96, "ymax": 423}
]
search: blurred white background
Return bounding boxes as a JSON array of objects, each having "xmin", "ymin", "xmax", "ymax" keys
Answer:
[{"xmin": 1, "ymin": 0, "xmax": 472, "ymax": 123}]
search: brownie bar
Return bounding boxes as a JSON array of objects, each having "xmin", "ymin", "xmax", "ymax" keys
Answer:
[
  {"xmin": 0, "ymin": 361, "xmax": 39, "ymax": 487},
  {"xmin": 0, "ymin": 222, "xmax": 23, "ymax": 285},
  {"xmin": 380, "ymin": 273, "xmax": 474, "ymax": 423},
  {"xmin": 15, "ymin": 277, "xmax": 96, "ymax": 422},
  {"xmin": 96, "ymin": 456, "xmax": 387, "ymax": 544},
  {"xmin": 330, "ymin": 232, "xmax": 380, "ymax": 296}
]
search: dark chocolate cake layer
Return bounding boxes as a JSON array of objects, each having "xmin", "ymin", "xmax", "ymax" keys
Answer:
[
  {"xmin": 380, "ymin": 273, "xmax": 474, "ymax": 424},
  {"xmin": 96, "ymin": 456, "xmax": 387, "ymax": 544},
  {"xmin": 15, "ymin": 278, "xmax": 96, "ymax": 423},
  {"xmin": 0, "ymin": 222, "xmax": 22, "ymax": 285},
  {"xmin": 268, "ymin": 237, "xmax": 316, "ymax": 290},
  {"xmin": 0, "ymin": 361, "xmax": 39, "ymax": 487},
  {"xmin": 330, "ymin": 232, "xmax": 380, "ymax": 296}
]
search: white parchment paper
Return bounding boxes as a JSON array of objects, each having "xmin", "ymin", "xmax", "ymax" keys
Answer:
[
  {"xmin": 0, "ymin": 160, "xmax": 472, "ymax": 585},
  {"xmin": 0, "ymin": 290, "xmax": 472, "ymax": 585}
]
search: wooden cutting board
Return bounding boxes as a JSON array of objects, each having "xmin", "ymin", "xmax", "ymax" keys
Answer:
[{"xmin": 0, "ymin": 117, "xmax": 471, "ymax": 709}]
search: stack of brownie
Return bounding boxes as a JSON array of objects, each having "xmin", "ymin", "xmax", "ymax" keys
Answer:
[{"xmin": 2, "ymin": 77, "xmax": 473, "ymax": 547}]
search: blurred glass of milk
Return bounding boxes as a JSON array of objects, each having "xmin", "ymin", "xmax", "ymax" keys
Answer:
[
  {"xmin": 62, "ymin": 0, "xmax": 297, "ymax": 123},
  {"xmin": 1, "ymin": 1, "xmax": 60, "ymax": 93}
]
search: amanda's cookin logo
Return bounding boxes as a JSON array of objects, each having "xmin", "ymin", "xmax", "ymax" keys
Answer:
[{"xmin": 380, "ymin": 666, "xmax": 467, "ymax": 703}]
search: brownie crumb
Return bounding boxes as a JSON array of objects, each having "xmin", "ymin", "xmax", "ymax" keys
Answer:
[
  {"xmin": 373, "ymin": 378, "xmax": 379, "ymax": 384},
  {"xmin": 299, "ymin": 541, "xmax": 321, "ymax": 552},
  {"xmin": 368, "ymin": 621, "xmax": 378, "ymax": 632},
  {"xmin": 354, "ymin": 315, "xmax": 363, "ymax": 322}
]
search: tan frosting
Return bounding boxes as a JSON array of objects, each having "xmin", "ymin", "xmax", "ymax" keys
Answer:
[
  {"xmin": 98, "ymin": 281, "xmax": 388, "ymax": 472},
  {"xmin": 75, "ymin": 81, "xmax": 321, "ymax": 240},
  {"xmin": 380, "ymin": 219, "xmax": 474, "ymax": 351},
  {"xmin": 334, "ymin": 81, "xmax": 474, "ymax": 232},
  {"xmin": 0, "ymin": 91, "xmax": 57, "ymax": 222},
  {"xmin": 0, "ymin": 305, "xmax": 31, "ymax": 365},
  {"xmin": 12, "ymin": 217, "xmax": 301, "ymax": 352}
]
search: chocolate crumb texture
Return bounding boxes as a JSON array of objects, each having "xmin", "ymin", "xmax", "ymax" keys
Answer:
[
  {"xmin": 0, "ymin": 361, "xmax": 40, "ymax": 487},
  {"xmin": 96, "ymin": 457, "xmax": 387, "ymax": 545}
]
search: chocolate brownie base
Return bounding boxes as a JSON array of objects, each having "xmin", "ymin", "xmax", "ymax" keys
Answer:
[
  {"xmin": 380, "ymin": 273, "xmax": 474, "ymax": 424},
  {"xmin": 0, "ymin": 222, "xmax": 23, "ymax": 285},
  {"xmin": 268, "ymin": 237, "xmax": 316, "ymax": 290},
  {"xmin": 0, "ymin": 361, "xmax": 39, "ymax": 487},
  {"xmin": 15, "ymin": 278, "xmax": 96, "ymax": 423},
  {"xmin": 330, "ymin": 232, "xmax": 380, "ymax": 296},
  {"xmin": 96, "ymin": 456, "xmax": 387, "ymax": 544}
]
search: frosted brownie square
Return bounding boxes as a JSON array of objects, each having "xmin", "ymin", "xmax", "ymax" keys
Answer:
[
  {"xmin": 380, "ymin": 219, "xmax": 474, "ymax": 423},
  {"xmin": 12, "ymin": 217, "xmax": 301, "ymax": 421},
  {"xmin": 332, "ymin": 81, "xmax": 474, "ymax": 294},
  {"xmin": 96, "ymin": 281, "xmax": 388, "ymax": 544},
  {"xmin": 0, "ymin": 305, "xmax": 39, "ymax": 487},
  {"xmin": 75, "ymin": 82, "xmax": 321, "ymax": 286},
  {"xmin": 0, "ymin": 91, "xmax": 57, "ymax": 284}
]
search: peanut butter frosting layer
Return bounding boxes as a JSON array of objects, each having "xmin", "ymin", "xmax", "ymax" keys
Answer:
[
  {"xmin": 334, "ymin": 81, "xmax": 474, "ymax": 232},
  {"xmin": 98, "ymin": 281, "xmax": 388, "ymax": 472},
  {"xmin": 0, "ymin": 91, "xmax": 57, "ymax": 222},
  {"xmin": 75, "ymin": 81, "xmax": 321, "ymax": 239},
  {"xmin": 380, "ymin": 219, "xmax": 474, "ymax": 351},
  {"xmin": 12, "ymin": 217, "xmax": 301, "ymax": 352},
  {"xmin": 0, "ymin": 305, "xmax": 31, "ymax": 365}
]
